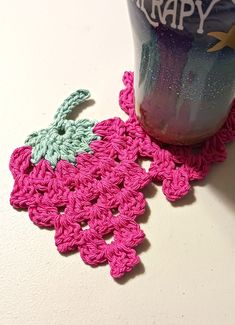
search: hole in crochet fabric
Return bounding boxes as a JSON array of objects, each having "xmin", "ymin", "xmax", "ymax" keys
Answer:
[
  {"xmin": 25, "ymin": 164, "xmax": 34, "ymax": 175},
  {"xmin": 90, "ymin": 197, "xmax": 98, "ymax": 205},
  {"xmin": 80, "ymin": 221, "xmax": 89, "ymax": 230},
  {"xmin": 138, "ymin": 158, "xmax": 152, "ymax": 171},
  {"xmin": 103, "ymin": 232, "xmax": 114, "ymax": 244},
  {"xmin": 58, "ymin": 206, "xmax": 66, "ymax": 214},
  {"xmin": 115, "ymin": 156, "xmax": 121, "ymax": 163},
  {"xmin": 111, "ymin": 208, "xmax": 119, "ymax": 216},
  {"xmin": 57, "ymin": 128, "xmax": 66, "ymax": 136},
  {"xmin": 36, "ymin": 189, "xmax": 45, "ymax": 195},
  {"xmin": 69, "ymin": 184, "xmax": 76, "ymax": 192},
  {"xmin": 174, "ymin": 162, "xmax": 183, "ymax": 170},
  {"xmin": 96, "ymin": 174, "xmax": 102, "ymax": 181},
  {"xmin": 118, "ymin": 181, "xmax": 124, "ymax": 189}
]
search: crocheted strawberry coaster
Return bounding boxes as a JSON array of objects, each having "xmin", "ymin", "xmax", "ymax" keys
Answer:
[{"xmin": 10, "ymin": 72, "xmax": 235, "ymax": 278}]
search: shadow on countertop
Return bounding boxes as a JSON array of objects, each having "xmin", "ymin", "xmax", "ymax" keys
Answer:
[
  {"xmin": 115, "ymin": 184, "xmax": 156, "ymax": 284},
  {"xmin": 116, "ymin": 143, "xmax": 235, "ymax": 284},
  {"xmin": 115, "ymin": 238, "xmax": 151, "ymax": 285},
  {"xmin": 170, "ymin": 142, "xmax": 235, "ymax": 210},
  {"xmin": 200, "ymin": 142, "xmax": 235, "ymax": 212}
]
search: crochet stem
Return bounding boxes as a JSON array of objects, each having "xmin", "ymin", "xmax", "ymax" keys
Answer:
[{"xmin": 54, "ymin": 89, "xmax": 91, "ymax": 128}]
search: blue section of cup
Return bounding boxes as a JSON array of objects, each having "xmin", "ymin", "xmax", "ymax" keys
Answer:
[{"xmin": 127, "ymin": 0, "xmax": 235, "ymax": 144}]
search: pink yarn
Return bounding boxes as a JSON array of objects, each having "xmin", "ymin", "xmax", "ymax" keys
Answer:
[
  {"xmin": 10, "ymin": 147, "xmax": 149, "ymax": 278},
  {"xmin": 9, "ymin": 72, "xmax": 235, "ymax": 278},
  {"xmin": 122, "ymin": 72, "xmax": 235, "ymax": 198}
]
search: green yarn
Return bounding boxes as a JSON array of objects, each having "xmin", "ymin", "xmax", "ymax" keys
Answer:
[{"xmin": 25, "ymin": 90, "xmax": 99, "ymax": 168}]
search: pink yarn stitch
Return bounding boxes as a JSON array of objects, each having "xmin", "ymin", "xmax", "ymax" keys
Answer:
[
  {"xmin": 10, "ymin": 146, "xmax": 149, "ymax": 278},
  {"xmin": 120, "ymin": 72, "xmax": 235, "ymax": 201},
  {"xmin": 10, "ymin": 71, "xmax": 235, "ymax": 278},
  {"xmin": 95, "ymin": 71, "xmax": 235, "ymax": 201}
]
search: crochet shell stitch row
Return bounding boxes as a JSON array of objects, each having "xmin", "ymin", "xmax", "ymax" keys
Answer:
[{"xmin": 9, "ymin": 72, "xmax": 235, "ymax": 278}]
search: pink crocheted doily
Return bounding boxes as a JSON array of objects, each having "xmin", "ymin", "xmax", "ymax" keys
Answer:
[{"xmin": 10, "ymin": 72, "xmax": 235, "ymax": 278}]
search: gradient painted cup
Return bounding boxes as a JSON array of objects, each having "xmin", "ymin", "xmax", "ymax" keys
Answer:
[{"xmin": 127, "ymin": 0, "xmax": 235, "ymax": 145}]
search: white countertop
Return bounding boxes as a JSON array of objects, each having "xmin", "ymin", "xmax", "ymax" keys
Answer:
[{"xmin": 1, "ymin": 1, "xmax": 235, "ymax": 324}]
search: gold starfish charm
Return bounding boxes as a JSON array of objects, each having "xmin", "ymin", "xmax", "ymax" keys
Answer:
[{"xmin": 207, "ymin": 25, "xmax": 235, "ymax": 53}]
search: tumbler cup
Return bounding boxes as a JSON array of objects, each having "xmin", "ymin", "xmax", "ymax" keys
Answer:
[{"xmin": 127, "ymin": 0, "xmax": 235, "ymax": 144}]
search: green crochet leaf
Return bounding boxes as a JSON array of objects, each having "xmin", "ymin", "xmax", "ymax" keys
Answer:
[{"xmin": 25, "ymin": 90, "xmax": 99, "ymax": 168}]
